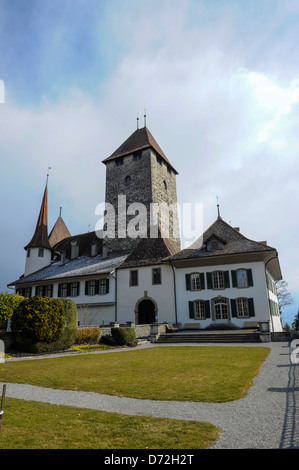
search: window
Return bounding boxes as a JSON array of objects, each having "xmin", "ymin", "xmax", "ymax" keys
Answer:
[
  {"xmin": 213, "ymin": 298, "xmax": 229, "ymax": 320},
  {"xmin": 46, "ymin": 285, "xmax": 53, "ymax": 297},
  {"xmin": 191, "ymin": 273, "xmax": 201, "ymax": 291},
  {"xmin": 85, "ymin": 279, "xmax": 109, "ymax": 296},
  {"xmin": 24, "ymin": 287, "xmax": 32, "ymax": 298},
  {"xmin": 61, "ymin": 283, "xmax": 69, "ymax": 298},
  {"xmin": 212, "ymin": 271, "xmax": 224, "ymax": 289},
  {"xmin": 27, "ymin": 249, "xmax": 30, "ymax": 258},
  {"xmin": 130, "ymin": 270, "xmax": 138, "ymax": 286},
  {"xmin": 236, "ymin": 269, "xmax": 248, "ymax": 288},
  {"xmin": 163, "ymin": 180, "xmax": 167, "ymax": 190},
  {"xmin": 99, "ymin": 279, "xmax": 108, "ymax": 295},
  {"xmin": 167, "ymin": 166, "xmax": 172, "ymax": 175},
  {"xmin": 194, "ymin": 300, "xmax": 206, "ymax": 319},
  {"xmin": 133, "ymin": 152, "xmax": 142, "ymax": 161},
  {"xmin": 237, "ymin": 298, "xmax": 249, "ymax": 317},
  {"xmin": 125, "ymin": 175, "xmax": 131, "ymax": 184},
  {"xmin": 231, "ymin": 269, "xmax": 253, "ymax": 288},
  {"xmin": 210, "ymin": 241, "xmax": 219, "ymax": 251},
  {"xmin": 152, "ymin": 268, "xmax": 161, "ymax": 285},
  {"xmin": 38, "ymin": 248, "xmax": 44, "ymax": 257},
  {"xmin": 88, "ymin": 280, "xmax": 96, "ymax": 296},
  {"xmin": 36, "ymin": 285, "xmax": 44, "ymax": 296},
  {"xmin": 71, "ymin": 282, "xmax": 79, "ymax": 297},
  {"xmin": 115, "ymin": 157, "xmax": 124, "ymax": 166},
  {"xmin": 156, "ymin": 155, "xmax": 162, "ymax": 166}
]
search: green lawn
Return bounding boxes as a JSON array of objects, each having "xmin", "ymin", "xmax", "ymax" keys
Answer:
[
  {"xmin": 0, "ymin": 345, "xmax": 270, "ymax": 402},
  {"xmin": 0, "ymin": 398, "xmax": 221, "ymax": 449}
]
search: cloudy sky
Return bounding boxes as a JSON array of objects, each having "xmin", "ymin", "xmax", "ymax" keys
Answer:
[{"xmin": 0, "ymin": 0, "xmax": 298, "ymax": 325}]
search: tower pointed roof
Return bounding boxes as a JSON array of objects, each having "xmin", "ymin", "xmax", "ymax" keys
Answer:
[
  {"xmin": 49, "ymin": 215, "xmax": 71, "ymax": 248},
  {"xmin": 24, "ymin": 185, "xmax": 51, "ymax": 251},
  {"xmin": 102, "ymin": 126, "xmax": 178, "ymax": 174}
]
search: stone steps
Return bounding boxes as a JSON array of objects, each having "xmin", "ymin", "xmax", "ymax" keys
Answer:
[{"xmin": 156, "ymin": 329, "xmax": 260, "ymax": 343}]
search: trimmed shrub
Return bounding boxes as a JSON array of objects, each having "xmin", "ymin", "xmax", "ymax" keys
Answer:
[
  {"xmin": 111, "ymin": 327, "xmax": 136, "ymax": 346},
  {"xmin": 11, "ymin": 297, "xmax": 78, "ymax": 354},
  {"xmin": 11, "ymin": 296, "xmax": 64, "ymax": 346},
  {"xmin": 75, "ymin": 328, "xmax": 101, "ymax": 345},
  {"xmin": 0, "ymin": 291, "xmax": 24, "ymax": 329}
]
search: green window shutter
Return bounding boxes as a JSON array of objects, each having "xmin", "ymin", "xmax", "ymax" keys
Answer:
[
  {"xmin": 248, "ymin": 298, "xmax": 255, "ymax": 317},
  {"xmin": 224, "ymin": 271, "xmax": 230, "ymax": 288},
  {"xmin": 200, "ymin": 273, "xmax": 205, "ymax": 290},
  {"xmin": 85, "ymin": 281, "xmax": 89, "ymax": 295},
  {"xmin": 185, "ymin": 274, "xmax": 191, "ymax": 291},
  {"xmin": 231, "ymin": 270, "xmax": 237, "ymax": 288},
  {"xmin": 35, "ymin": 286, "xmax": 38, "ymax": 296},
  {"xmin": 230, "ymin": 299, "xmax": 237, "ymax": 317},
  {"xmin": 205, "ymin": 300, "xmax": 210, "ymax": 318},
  {"xmin": 247, "ymin": 269, "xmax": 253, "ymax": 287},
  {"xmin": 106, "ymin": 278, "xmax": 110, "ymax": 294},
  {"xmin": 58, "ymin": 284, "xmax": 61, "ymax": 297},
  {"xmin": 77, "ymin": 282, "xmax": 80, "ymax": 296},
  {"xmin": 189, "ymin": 301, "xmax": 194, "ymax": 319},
  {"xmin": 207, "ymin": 272, "xmax": 212, "ymax": 289}
]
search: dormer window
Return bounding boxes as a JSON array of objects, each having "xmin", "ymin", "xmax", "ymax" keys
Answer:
[
  {"xmin": 71, "ymin": 241, "xmax": 79, "ymax": 259},
  {"xmin": 91, "ymin": 243, "xmax": 98, "ymax": 257},
  {"xmin": 207, "ymin": 236, "xmax": 224, "ymax": 252}
]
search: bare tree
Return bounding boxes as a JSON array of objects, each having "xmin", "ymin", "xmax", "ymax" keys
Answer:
[{"xmin": 275, "ymin": 280, "xmax": 294, "ymax": 311}]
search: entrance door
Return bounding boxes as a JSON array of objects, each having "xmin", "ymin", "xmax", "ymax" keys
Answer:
[
  {"xmin": 213, "ymin": 299, "xmax": 230, "ymax": 322},
  {"xmin": 138, "ymin": 299, "xmax": 156, "ymax": 324}
]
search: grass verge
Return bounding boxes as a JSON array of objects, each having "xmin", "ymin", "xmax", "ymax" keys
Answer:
[
  {"xmin": 0, "ymin": 398, "xmax": 221, "ymax": 449},
  {"xmin": 0, "ymin": 346, "xmax": 270, "ymax": 402}
]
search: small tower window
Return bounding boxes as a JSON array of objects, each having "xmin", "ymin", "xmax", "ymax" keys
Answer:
[
  {"xmin": 38, "ymin": 248, "xmax": 44, "ymax": 258},
  {"xmin": 125, "ymin": 175, "xmax": 131, "ymax": 185},
  {"xmin": 163, "ymin": 180, "xmax": 167, "ymax": 190},
  {"xmin": 115, "ymin": 157, "xmax": 124, "ymax": 166},
  {"xmin": 27, "ymin": 249, "xmax": 31, "ymax": 258},
  {"xmin": 133, "ymin": 151, "xmax": 142, "ymax": 161}
]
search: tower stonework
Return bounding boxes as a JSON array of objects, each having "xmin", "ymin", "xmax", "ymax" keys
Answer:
[{"xmin": 102, "ymin": 126, "xmax": 180, "ymax": 253}]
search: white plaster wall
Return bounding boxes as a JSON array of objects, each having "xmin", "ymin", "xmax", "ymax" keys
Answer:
[
  {"xmin": 24, "ymin": 248, "xmax": 52, "ymax": 276},
  {"xmin": 117, "ymin": 264, "xmax": 176, "ymax": 324},
  {"xmin": 174, "ymin": 261, "xmax": 282, "ymax": 330}
]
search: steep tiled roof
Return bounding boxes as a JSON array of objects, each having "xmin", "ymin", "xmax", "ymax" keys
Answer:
[
  {"xmin": 52, "ymin": 231, "xmax": 103, "ymax": 259},
  {"xmin": 49, "ymin": 216, "xmax": 71, "ymax": 247},
  {"xmin": 170, "ymin": 218, "xmax": 277, "ymax": 260},
  {"xmin": 8, "ymin": 252, "xmax": 128, "ymax": 286},
  {"xmin": 24, "ymin": 185, "xmax": 51, "ymax": 251},
  {"xmin": 118, "ymin": 226, "xmax": 178, "ymax": 269},
  {"xmin": 102, "ymin": 126, "xmax": 178, "ymax": 174}
]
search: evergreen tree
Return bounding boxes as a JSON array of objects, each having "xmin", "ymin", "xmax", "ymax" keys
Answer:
[{"xmin": 292, "ymin": 310, "xmax": 299, "ymax": 331}]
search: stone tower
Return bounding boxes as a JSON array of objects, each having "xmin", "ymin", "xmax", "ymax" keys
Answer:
[{"xmin": 102, "ymin": 125, "xmax": 180, "ymax": 253}]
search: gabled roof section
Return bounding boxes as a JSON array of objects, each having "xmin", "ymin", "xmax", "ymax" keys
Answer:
[
  {"xmin": 24, "ymin": 185, "xmax": 51, "ymax": 251},
  {"xmin": 102, "ymin": 126, "xmax": 178, "ymax": 174},
  {"xmin": 171, "ymin": 218, "xmax": 277, "ymax": 260},
  {"xmin": 118, "ymin": 226, "xmax": 178, "ymax": 269},
  {"xmin": 52, "ymin": 231, "xmax": 103, "ymax": 259},
  {"xmin": 49, "ymin": 216, "xmax": 71, "ymax": 248}
]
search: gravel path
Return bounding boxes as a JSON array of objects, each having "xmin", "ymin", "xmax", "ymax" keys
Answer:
[{"xmin": 1, "ymin": 341, "xmax": 298, "ymax": 449}]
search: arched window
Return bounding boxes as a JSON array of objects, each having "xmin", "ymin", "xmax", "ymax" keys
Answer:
[{"xmin": 212, "ymin": 297, "xmax": 230, "ymax": 320}]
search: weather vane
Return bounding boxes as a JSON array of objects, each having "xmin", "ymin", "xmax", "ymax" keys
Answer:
[{"xmin": 46, "ymin": 166, "xmax": 51, "ymax": 186}]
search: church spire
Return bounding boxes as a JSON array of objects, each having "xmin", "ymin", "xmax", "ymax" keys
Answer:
[{"xmin": 24, "ymin": 184, "xmax": 51, "ymax": 251}]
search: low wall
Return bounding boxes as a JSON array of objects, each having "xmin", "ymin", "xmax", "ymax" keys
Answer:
[
  {"xmin": 78, "ymin": 322, "xmax": 156, "ymax": 339},
  {"xmin": 271, "ymin": 331, "xmax": 299, "ymax": 342}
]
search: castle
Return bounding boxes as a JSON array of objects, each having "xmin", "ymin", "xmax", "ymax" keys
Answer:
[{"xmin": 8, "ymin": 124, "xmax": 283, "ymax": 333}]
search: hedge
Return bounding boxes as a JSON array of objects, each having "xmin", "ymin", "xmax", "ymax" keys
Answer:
[
  {"xmin": 111, "ymin": 327, "xmax": 136, "ymax": 346},
  {"xmin": 11, "ymin": 297, "xmax": 78, "ymax": 354},
  {"xmin": 75, "ymin": 328, "xmax": 101, "ymax": 345},
  {"xmin": 0, "ymin": 292, "xmax": 24, "ymax": 329}
]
